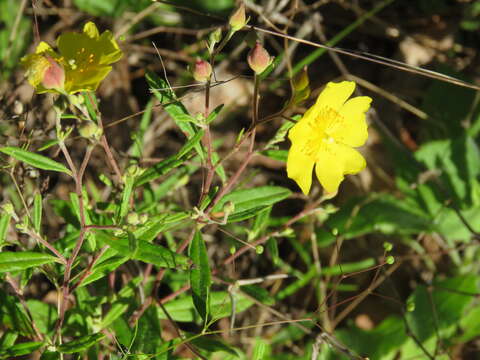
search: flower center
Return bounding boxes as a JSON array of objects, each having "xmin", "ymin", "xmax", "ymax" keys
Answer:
[
  {"xmin": 300, "ymin": 106, "xmax": 343, "ymax": 159},
  {"xmin": 67, "ymin": 47, "xmax": 97, "ymax": 73}
]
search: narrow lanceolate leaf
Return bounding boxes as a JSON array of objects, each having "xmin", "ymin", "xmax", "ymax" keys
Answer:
[
  {"xmin": 0, "ymin": 341, "xmax": 44, "ymax": 357},
  {"xmin": 95, "ymin": 231, "xmax": 190, "ymax": 269},
  {"xmin": 189, "ymin": 230, "xmax": 211, "ymax": 322},
  {"xmin": 0, "ymin": 147, "xmax": 71, "ymax": 175},
  {"xmin": 57, "ymin": 333, "xmax": 104, "ymax": 354},
  {"xmin": 33, "ymin": 193, "xmax": 42, "ymax": 233},
  {"xmin": 135, "ymin": 130, "xmax": 204, "ymax": 187},
  {"xmin": 0, "ymin": 213, "xmax": 11, "ymax": 248},
  {"xmin": 211, "ymin": 186, "xmax": 292, "ymax": 222},
  {"xmin": 118, "ymin": 174, "xmax": 135, "ymax": 220},
  {"xmin": 0, "ymin": 252, "xmax": 59, "ymax": 273}
]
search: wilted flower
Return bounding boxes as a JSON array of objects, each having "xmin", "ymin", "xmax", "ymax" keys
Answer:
[
  {"xmin": 287, "ymin": 81, "xmax": 372, "ymax": 194},
  {"xmin": 21, "ymin": 22, "xmax": 123, "ymax": 94},
  {"xmin": 247, "ymin": 42, "xmax": 273, "ymax": 75}
]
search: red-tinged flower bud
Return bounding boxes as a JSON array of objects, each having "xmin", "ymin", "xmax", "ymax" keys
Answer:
[
  {"xmin": 42, "ymin": 56, "xmax": 65, "ymax": 90},
  {"xmin": 247, "ymin": 42, "xmax": 273, "ymax": 74},
  {"xmin": 192, "ymin": 59, "xmax": 212, "ymax": 82},
  {"xmin": 229, "ymin": 3, "xmax": 246, "ymax": 32}
]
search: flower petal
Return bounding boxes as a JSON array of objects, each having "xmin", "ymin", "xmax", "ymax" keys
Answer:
[
  {"xmin": 287, "ymin": 142, "xmax": 315, "ymax": 195},
  {"xmin": 331, "ymin": 96, "xmax": 372, "ymax": 147},
  {"xmin": 313, "ymin": 81, "xmax": 355, "ymax": 112},
  {"xmin": 315, "ymin": 142, "xmax": 366, "ymax": 193},
  {"xmin": 83, "ymin": 21, "xmax": 100, "ymax": 39}
]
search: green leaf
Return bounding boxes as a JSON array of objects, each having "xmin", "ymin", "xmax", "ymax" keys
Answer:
[
  {"xmin": 0, "ymin": 147, "xmax": 71, "ymax": 175},
  {"xmin": 129, "ymin": 99, "xmax": 154, "ymax": 158},
  {"xmin": 189, "ymin": 231, "xmax": 211, "ymax": 322},
  {"xmin": 33, "ymin": 193, "xmax": 42, "ymax": 233},
  {"xmin": 135, "ymin": 131, "xmax": 204, "ymax": 187},
  {"xmin": 0, "ymin": 0, "xmax": 31, "ymax": 79},
  {"xmin": 316, "ymin": 194, "xmax": 432, "ymax": 247},
  {"xmin": 212, "ymin": 186, "xmax": 291, "ymax": 222},
  {"xmin": 0, "ymin": 252, "xmax": 59, "ymax": 273},
  {"xmin": 240, "ymin": 285, "xmax": 275, "ymax": 306},
  {"xmin": 0, "ymin": 331, "xmax": 17, "ymax": 351},
  {"xmin": 131, "ymin": 305, "xmax": 162, "ymax": 354},
  {"xmin": 190, "ymin": 335, "xmax": 239, "ymax": 357},
  {"xmin": 159, "ymin": 291, "xmax": 254, "ymax": 322},
  {"xmin": 145, "ymin": 71, "xmax": 202, "ymax": 155},
  {"xmin": 406, "ymin": 275, "xmax": 478, "ymax": 342},
  {"xmin": 0, "ymin": 213, "xmax": 11, "ymax": 249},
  {"xmin": 95, "ymin": 231, "xmax": 189, "ymax": 269},
  {"xmin": 206, "ymin": 104, "xmax": 224, "ymax": 124},
  {"xmin": 334, "ymin": 316, "xmax": 407, "ymax": 360},
  {"xmin": 118, "ymin": 175, "xmax": 135, "ymax": 220},
  {"xmin": 0, "ymin": 341, "xmax": 43, "ymax": 358},
  {"xmin": 57, "ymin": 333, "xmax": 104, "ymax": 354},
  {"xmin": 26, "ymin": 300, "xmax": 57, "ymax": 335}
]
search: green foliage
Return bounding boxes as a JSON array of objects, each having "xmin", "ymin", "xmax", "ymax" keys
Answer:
[{"xmin": 2, "ymin": 2, "xmax": 480, "ymax": 359}]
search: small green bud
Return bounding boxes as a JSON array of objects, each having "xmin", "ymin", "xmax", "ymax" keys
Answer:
[
  {"xmin": 78, "ymin": 121, "xmax": 102, "ymax": 141},
  {"xmin": 126, "ymin": 164, "xmax": 142, "ymax": 177},
  {"xmin": 383, "ymin": 242, "xmax": 393, "ymax": 252},
  {"xmin": 247, "ymin": 42, "xmax": 273, "ymax": 75},
  {"xmin": 406, "ymin": 300, "xmax": 415, "ymax": 312},
  {"xmin": 114, "ymin": 229, "xmax": 125, "ymax": 237},
  {"xmin": 230, "ymin": 245, "xmax": 236, "ymax": 255},
  {"xmin": 292, "ymin": 66, "xmax": 309, "ymax": 91},
  {"xmin": 127, "ymin": 212, "xmax": 140, "ymax": 226},
  {"xmin": 386, "ymin": 256, "xmax": 395, "ymax": 265},
  {"xmin": 332, "ymin": 228, "xmax": 339, "ymax": 236},
  {"xmin": 255, "ymin": 245, "xmax": 264, "ymax": 254},
  {"xmin": 192, "ymin": 59, "xmax": 212, "ymax": 82},
  {"xmin": 229, "ymin": 3, "xmax": 247, "ymax": 32},
  {"xmin": 2, "ymin": 203, "xmax": 15, "ymax": 216},
  {"xmin": 223, "ymin": 200, "xmax": 235, "ymax": 215},
  {"xmin": 139, "ymin": 214, "xmax": 148, "ymax": 224},
  {"xmin": 210, "ymin": 28, "xmax": 222, "ymax": 44}
]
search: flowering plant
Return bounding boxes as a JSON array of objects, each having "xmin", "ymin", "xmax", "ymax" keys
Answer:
[
  {"xmin": 21, "ymin": 22, "xmax": 122, "ymax": 94},
  {"xmin": 287, "ymin": 81, "xmax": 372, "ymax": 194}
]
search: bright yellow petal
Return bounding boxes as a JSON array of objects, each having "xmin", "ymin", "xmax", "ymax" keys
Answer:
[
  {"xmin": 287, "ymin": 142, "xmax": 315, "ymax": 195},
  {"xmin": 314, "ymin": 142, "xmax": 366, "ymax": 193},
  {"xmin": 330, "ymin": 96, "xmax": 372, "ymax": 147},
  {"xmin": 313, "ymin": 81, "xmax": 355, "ymax": 113},
  {"xmin": 36, "ymin": 41, "xmax": 53, "ymax": 54},
  {"xmin": 83, "ymin": 22, "xmax": 100, "ymax": 39}
]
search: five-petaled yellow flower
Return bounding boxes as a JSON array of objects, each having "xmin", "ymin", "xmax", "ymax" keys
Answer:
[
  {"xmin": 21, "ymin": 22, "xmax": 123, "ymax": 94},
  {"xmin": 287, "ymin": 81, "xmax": 372, "ymax": 195}
]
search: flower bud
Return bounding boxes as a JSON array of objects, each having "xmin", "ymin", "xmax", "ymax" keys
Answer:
[
  {"xmin": 247, "ymin": 42, "xmax": 273, "ymax": 74},
  {"xmin": 42, "ymin": 56, "xmax": 65, "ymax": 90},
  {"xmin": 292, "ymin": 66, "xmax": 309, "ymax": 92},
  {"xmin": 127, "ymin": 212, "xmax": 140, "ymax": 226},
  {"xmin": 229, "ymin": 3, "xmax": 246, "ymax": 32},
  {"xmin": 192, "ymin": 59, "xmax": 212, "ymax": 82},
  {"xmin": 78, "ymin": 121, "xmax": 102, "ymax": 141}
]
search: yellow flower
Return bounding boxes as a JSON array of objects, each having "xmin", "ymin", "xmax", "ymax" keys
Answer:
[
  {"xmin": 287, "ymin": 81, "xmax": 372, "ymax": 195},
  {"xmin": 21, "ymin": 22, "xmax": 123, "ymax": 94}
]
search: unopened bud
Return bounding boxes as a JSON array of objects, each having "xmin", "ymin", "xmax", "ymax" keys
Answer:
[
  {"xmin": 78, "ymin": 121, "xmax": 102, "ymax": 141},
  {"xmin": 127, "ymin": 164, "xmax": 142, "ymax": 177},
  {"xmin": 209, "ymin": 28, "xmax": 222, "ymax": 46},
  {"xmin": 42, "ymin": 56, "xmax": 65, "ymax": 90},
  {"xmin": 192, "ymin": 59, "xmax": 212, "ymax": 82},
  {"xmin": 292, "ymin": 66, "xmax": 309, "ymax": 92},
  {"xmin": 223, "ymin": 201, "xmax": 235, "ymax": 215},
  {"xmin": 139, "ymin": 214, "xmax": 148, "ymax": 224},
  {"xmin": 229, "ymin": 3, "xmax": 247, "ymax": 32},
  {"xmin": 127, "ymin": 212, "xmax": 140, "ymax": 225},
  {"xmin": 247, "ymin": 42, "xmax": 273, "ymax": 74}
]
